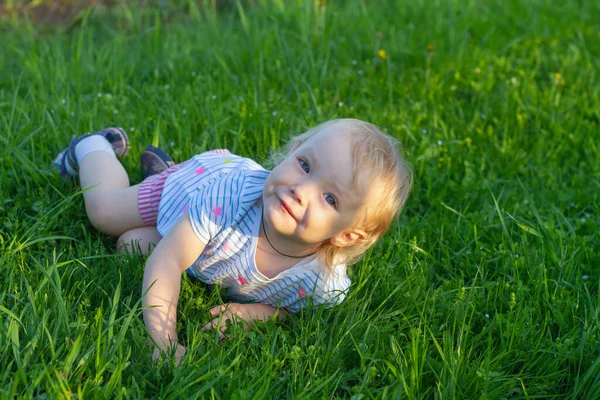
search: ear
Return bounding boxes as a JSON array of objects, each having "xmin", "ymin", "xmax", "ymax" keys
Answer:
[{"xmin": 329, "ymin": 229, "xmax": 368, "ymax": 248}]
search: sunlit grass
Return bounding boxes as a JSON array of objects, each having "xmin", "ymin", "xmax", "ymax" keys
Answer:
[{"xmin": 1, "ymin": 0, "xmax": 599, "ymax": 397}]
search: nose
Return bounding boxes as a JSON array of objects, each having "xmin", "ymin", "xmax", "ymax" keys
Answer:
[
  {"xmin": 290, "ymin": 182, "xmax": 314, "ymax": 206},
  {"xmin": 290, "ymin": 185, "xmax": 304, "ymax": 205}
]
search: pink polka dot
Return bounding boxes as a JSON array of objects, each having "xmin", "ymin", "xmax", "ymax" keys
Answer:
[
  {"xmin": 238, "ymin": 275, "xmax": 247, "ymax": 286},
  {"xmin": 182, "ymin": 204, "xmax": 190, "ymax": 213},
  {"xmin": 298, "ymin": 287, "xmax": 305, "ymax": 298},
  {"xmin": 212, "ymin": 205, "xmax": 223, "ymax": 216},
  {"xmin": 195, "ymin": 167, "xmax": 206, "ymax": 174}
]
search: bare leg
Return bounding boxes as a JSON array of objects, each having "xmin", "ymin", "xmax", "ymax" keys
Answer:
[
  {"xmin": 79, "ymin": 151, "xmax": 146, "ymax": 236},
  {"xmin": 117, "ymin": 226, "xmax": 162, "ymax": 256}
]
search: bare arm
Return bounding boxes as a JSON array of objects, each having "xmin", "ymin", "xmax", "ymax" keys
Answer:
[{"xmin": 142, "ymin": 213, "xmax": 206, "ymax": 357}]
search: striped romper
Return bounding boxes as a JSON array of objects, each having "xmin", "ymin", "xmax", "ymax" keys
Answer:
[{"xmin": 137, "ymin": 150, "xmax": 351, "ymax": 312}]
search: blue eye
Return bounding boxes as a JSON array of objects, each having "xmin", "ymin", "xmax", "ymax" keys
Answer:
[
  {"xmin": 324, "ymin": 194, "xmax": 337, "ymax": 206},
  {"xmin": 299, "ymin": 159, "xmax": 310, "ymax": 173}
]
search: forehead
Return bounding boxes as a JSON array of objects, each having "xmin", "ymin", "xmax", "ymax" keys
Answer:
[
  {"xmin": 296, "ymin": 127, "xmax": 353, "ymax": 169},
  {"xmin": 300, "ymin": 126, "xmax": 349, "ymax": 150}
]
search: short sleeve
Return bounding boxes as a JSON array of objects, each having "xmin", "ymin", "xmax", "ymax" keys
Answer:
[{"xmin": 188, "ymin": 171, "xmax": 245, "ymax": 244}]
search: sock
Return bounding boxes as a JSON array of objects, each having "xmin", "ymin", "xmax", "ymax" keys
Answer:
[{"xmin": 74, "ymin": 135, "xmax": 116, "ymax": 165}]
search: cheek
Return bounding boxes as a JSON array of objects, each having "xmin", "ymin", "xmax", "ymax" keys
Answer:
[
  {"xmin": 308, "ymin": 205, "xmax": 338, "ymax": 226},
  {"xmin": 264, "ymin": 169, "xmax": 282, "ymax": 189},
  {"xmin": 265, "ymin": 174, "xmax": 275, "ymax": 188},
  {"xmin": 268, "ymin": 164, "xmax": 289, "ymax": 182}
]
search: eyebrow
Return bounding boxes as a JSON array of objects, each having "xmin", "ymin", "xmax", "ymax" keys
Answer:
[{"xmin": 305, "ymin": 149, "xmax": 352, "ymax": 204}]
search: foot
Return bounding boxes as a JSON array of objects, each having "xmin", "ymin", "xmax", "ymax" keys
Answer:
[
  {"xmin": 141, "ymin": 145, "xmax": 175, "ymax": 179},
  {"xmin": 53, "ymin": 127, "xmax": 129, "ymax": 179}
]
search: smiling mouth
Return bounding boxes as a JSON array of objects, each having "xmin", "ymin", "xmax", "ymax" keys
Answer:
[{"xmin": 279, "ymin": 198, "xmax": 296, "ymax": 220}]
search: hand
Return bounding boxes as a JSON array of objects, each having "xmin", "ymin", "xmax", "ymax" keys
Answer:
[
  {"xmin": 152, "ymin": 342, "xmax": 186, "ymax": 367},
  {"xmin": 202, "ymin": 303, "xmax": 285, "ymax": 339}
]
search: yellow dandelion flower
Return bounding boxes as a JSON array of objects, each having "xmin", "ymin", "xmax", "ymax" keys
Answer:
[
  {"xmin": 378, "ymin": 49, "xmax": 387, "ymax": 60},
  {"xmin": 554, "ymin": 72, "xmax": 561, "ymax": 79},
  {"xmin": 427, "ymin": 44, "xmax": 434, "ymax": 52}
]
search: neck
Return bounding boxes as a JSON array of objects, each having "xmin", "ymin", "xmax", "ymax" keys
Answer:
[{"xmin": 260, "ymin": 210, "xmax": 316, "ymax": 259}]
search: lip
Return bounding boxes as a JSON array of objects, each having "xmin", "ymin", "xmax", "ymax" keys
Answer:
[{"xmin": 278, "ymin": 197, "xmax": 296, "ymax": 220}]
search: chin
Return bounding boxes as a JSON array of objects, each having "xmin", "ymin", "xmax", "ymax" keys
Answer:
[
  {"xmin": 268, "ymin": 215, "xmax": 294, "ymax": 236},
  {"xmin": 264, "ymin": 202, "xmax": 287, "ymax": 230}
]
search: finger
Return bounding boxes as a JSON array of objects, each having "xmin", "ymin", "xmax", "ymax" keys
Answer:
[
  {"xmin": 201, "ymin": 309, "xmax": 232, "ymax": 330},
  {"xmin": 209, "ymin": 304, "xmax": 229, "ymax": 317},
  {"xmin": 218, "ymin": 315, "xmax": 236, "ymax": 340},
  {"xmin": 153, "ymin": 347, "xmax": 162, "ymax": 361},
  {"xmin": 201, "ymin": 316, "xmax": 218, "ymax": 331},
  {"xmin": 200, "ymin": 316, "xmax": 228, "ymax": 339}
]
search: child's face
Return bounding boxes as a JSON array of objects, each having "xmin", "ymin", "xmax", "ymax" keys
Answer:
[{"xmin": 263, "ymin": 128, "xmax": 368, "ymax": 251}]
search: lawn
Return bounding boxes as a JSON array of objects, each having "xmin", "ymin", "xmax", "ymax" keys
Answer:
[{"xmin": 1, "ymin": 0, "xmax": 599, "ymax": 398}]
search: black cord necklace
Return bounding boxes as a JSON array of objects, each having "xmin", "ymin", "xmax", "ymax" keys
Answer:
[{"xmin": 261, "ymin": 209, "xmax": 316, "ymax": 259}]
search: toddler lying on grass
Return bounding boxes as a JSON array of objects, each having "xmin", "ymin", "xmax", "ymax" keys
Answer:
[{"xmin": 53, "ymin": 118, "xmax": 412, "ymax": 364}]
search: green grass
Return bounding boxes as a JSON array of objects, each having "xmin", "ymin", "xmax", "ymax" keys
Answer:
[{"xmin": 1, "ymin": 0, "xmax": 600, "ymax": 397}]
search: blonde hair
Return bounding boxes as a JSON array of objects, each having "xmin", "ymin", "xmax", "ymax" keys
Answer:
[{"xmin": 270, "ymin": 118, "xmax": 413, "ymax": 268}]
